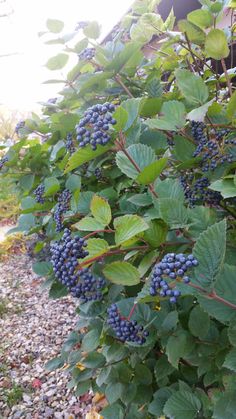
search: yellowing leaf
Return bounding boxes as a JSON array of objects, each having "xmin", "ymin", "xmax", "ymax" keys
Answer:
[{"xmin": 90, "ymin": 195, "xmax": 111, "ymax": 226}]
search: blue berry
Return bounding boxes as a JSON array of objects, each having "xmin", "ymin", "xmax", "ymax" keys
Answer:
[
  {"xmin": 33, "ymin": 184, "xmax": 45, "ymax": 204},
  {"xmin": 54, "ymin": 189, "xmax": 72, "ymax": 232}
]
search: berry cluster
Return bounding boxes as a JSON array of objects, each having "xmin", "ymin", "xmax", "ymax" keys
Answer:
[
  {"xmin": 65, "ymin": 133, "xmax": 75, "ymax": 154},
  {"xmin": 191, "ymin": 122, "xmax": 235, "ymax": 171},
  {"xmin": 54, "ymin": 189, "xmax": 72, "ymax": 232},
  {"xmin": 33, "ymin": 184, "xmax": 45, "ymax": 204},
  {"xmin": 15, "ymin": 120, "xmax": 25, "ymax": 135},
  {"xmin": 107, "ymin": 304, "xmax": 149, "ymax": 345},
  {"xmin": 0, "ymin": 155, "xmax": 8, "ymax": 170},
  {"xmin": 150, "ymin": 253, "xmax": 198, "ymax": 303},
  {"xmin": 180, "ymin": 173, "xmax": 221, "ymax": 207},
  {"xmin": 70, "ymin": 268, "xmax": 106, "ymax": 302},
  {"xmin": 50, "ymin": 229, "xmax": 105, "ymax": 302},
  {"xmin": 79, "ymin": 48, "xmax": 95, "ymax": 61},
  {"xmin": 76, "ymin": 103, "xmax": 116, "ymax": 150}
]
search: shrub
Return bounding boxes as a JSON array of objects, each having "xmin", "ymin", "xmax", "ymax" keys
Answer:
[{"xmin": 2, "ymin": 1, "xmax": 236, "ymax": 417}]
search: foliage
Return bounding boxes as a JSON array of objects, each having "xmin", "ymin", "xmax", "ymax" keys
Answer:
[{"xmin": 2, "ymin": 0, "xmax": 236, "ymax": 417}]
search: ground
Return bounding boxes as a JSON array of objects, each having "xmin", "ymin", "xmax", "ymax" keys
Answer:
[{"xmin": 0, "ymin": 231, "xmax": 93, "ymax": 418}]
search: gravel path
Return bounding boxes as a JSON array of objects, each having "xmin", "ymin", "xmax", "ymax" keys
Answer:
[{"xmin": 0, "ymin": 254, "xmax": 92, "ymax": 418}]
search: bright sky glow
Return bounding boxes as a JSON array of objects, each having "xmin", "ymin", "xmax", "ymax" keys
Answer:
[{"xmin": 0, "ymin": 0, "xmax": 132, "ymax": 111}]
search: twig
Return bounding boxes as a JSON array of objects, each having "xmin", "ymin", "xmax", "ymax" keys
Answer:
[
  {"xmin": 221, "ymin": 57, "xmax": 232, "ymax": 97},
  {"xmin": 114, "ymin": 75, "xmax": 134, "ymax": 98}
]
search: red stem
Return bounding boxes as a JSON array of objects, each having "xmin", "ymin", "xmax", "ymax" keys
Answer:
[
  {"xmin": 127, "ymin": 303, "xmax": 137, "ymax": 321},
  {"xmin": 188, "ymin": 282, "xmax": 236, "ymax": 310},
  {"xmin": 78, "ymin": 245, "xmax": 149, "ymax": 269}
]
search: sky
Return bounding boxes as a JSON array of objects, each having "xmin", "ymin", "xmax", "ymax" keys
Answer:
[{"xmin": 0, "ymin": 0, "xmax": 132, "ymax": 112}]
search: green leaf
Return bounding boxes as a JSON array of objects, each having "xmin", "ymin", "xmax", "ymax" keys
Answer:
[
  {"xmin": 188, "ymin": 306, "xmax": 210, "ymax": 338},
  {"xmin": 49, "ymin": 281, "xmax": 68, "ymax": 299},
  {"xmin": 103, "ymin": 261, "xmax": 140, "ymax": 286},
  {"xmin": 138, "ymin": 250, "xmax": 158, "ymax": 277},
  {"xmin": 122, "ymin": 98, "xmax": 142, "ymax": 130},
  {"xmin": 82, "ymin": 329, "xmax": 101, "ymax": 351},
  {"xmin": 81, "ymin": 352, "xmax": 106, "ymax": 368},
  {"xmin": 146, "ymin": 77, "xmax": 163, "ymax": 97},
  {"xmin": 33, "ymin": 262, "xmax": 52, "ymax": 277},
  {"xmin": 140, "ymin": 98, "xmax": 163, "ymax": 117},
  {"xmin": 46, "ymin": 53, "xmax": 69, "ymax": 70},
  {"xmin": 179, "ymin": 19, "xmax": 206, "ymax": 44},
  {"xmin": 166, "ymin": 331, "xmax": 189, "ymax": 368},
  {"xmin": 163, "ymin": 391, "xmax": 201, "ymax": 419},
  {"xmin": 187, "ymin": 9, "xmax": 213, "ymax": 29},
  {"xmin": 114, "ymin": 214, "xmax": 149, "ymax": 245},
  {"xmin": 136, "ymin": 158, "xmax": 168, "ymax": 185},
  {"xmin": 154, "ymin": 356, "xmax": 175, "ymax": 383},
  {"xmin": 112, "ymin": 106, "xmax": 128, "ymax": 131},
  {"xmin": 228, "ymin": 317, "xmax": 236, "ymax": 345},
  {"xmin": 45, "ymin": 357, "xmax": 64, "ymax": 371},
  {"xmin": 74, "ymin": 216, "xmax": 105, "ymax": 231},
  {"xmin": 227, "ymin": 91, "xmax": 236, "ymax": 120},
  {"xmin": 223, "ymin": 348, "xmax": 236, "ymax": 372},
  {"xmin": 83, "ymin": 21, "xmax": 101, "ymax": 39},
  {"xmin": 46, "ymin": 18, "xmax": 64, "ymax": 33},
  {"xmin": 128, "ymin": 193, "xmax": 153, "ymax": 207},
  {"xmin": 193, "ymin": 219, "xmax": 227, "ymax": 288},
  {"xmin": 90, "ymin": 195, "xmax": 111, "ymax": 226},
  {"xmin": 85, "ymin": 238, "xmax": 109, "ymax": 259},
  {"xmin": 105, "ymin": 382, "xmax": 124, "ymax": 404},
  {"xmin": 65, "ymin": 174, "xmax": 81, "ymax": 192},
  {"xmin": 101, "ymin": 403, "xmax": 124, "ymax": 419},
  {"xmin": 173, "ymin": 135, "xmax": 196, "ymax": 162},
  {"xmin": 146, "ymin": 101, "xmax": 186, "ymax": 131},
  {"xmin": 148, "ymin": 388, "xmax": 174, "ymax": 416},
  {"xmin": 154, "ymin": 178, "xmax": 185, "ymax": 201},
  {"xmin": 209, "ymin": 179, "xmax": 236, "ymax": 198},
  {"xmin": 44, "ymin": 177, "xmax": 60, "ymax": 196},
  {"xmin": 143, "ymin": 219, "xmax": 168, "ymax": 248},
  {"xmin": 213, "ymin": 392, "xmax": 236, "ymax": 419},
  {"xmin": 116, "ymin": 144, "xmax": 155, "ymax": 179},
  {"xmin": 134, "ymin": 364, "xmax": 153, "ymax": 385},
  {"xmin": 159, "ymin": 198, "xmax": 189, "ymax": 228},
  {"xmin": 205, "ymin": 29, "xmax": 230, "ymax": 60},
  {"xmin": 187, "ymin": 100, "xmax": 214, "ymax": 122},
  {"xmin": 175, "ymin": 69, "xmax": 209, "ymax": 106},
  {"xmin": 65, "ymin": 144, "xmax": 111, "ymax": 173}
]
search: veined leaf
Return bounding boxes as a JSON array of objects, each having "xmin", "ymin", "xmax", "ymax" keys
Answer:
[
  {"xmin": 103, "ymin": 262, "xmax": 140, "ymax": 286},
  {"xmin": 65, "ymin": 144, "xmax": 112, "ymax": 173},
  {"xmin": 116, "ymin": 143, "xmax": 155, "ymax": 179},
  {"xmin": 136, "ymin": 158, "xmax": 168, "ymax": 185},
  {"xmin": 114, "ymin": 214, "xmax": 149, "ymax": 245},
  {"xmin": 90, "ymin": 195, "xmax": 111, "ymax": 226},
  {"xmin": 74, "ymin": 217, "xmax": 105, "ymax": 231},
  {"xmin": 146, "ymin": 101, "xmax": 186, "ymax": 131},
  {"xmin": 175, "ymin": 69, "xmax": 209, "ymax": 106}
]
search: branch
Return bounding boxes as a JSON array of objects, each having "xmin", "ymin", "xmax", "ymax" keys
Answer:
[
  {"xmin": 221, "ymin": 58, "xmax": 232, "ymax": 97},
  {"xmin": 188, "ymin": 282, "xmax": 236, "ymax": 310},
  {"xmin": 114, "ymin": 75, "xmax": 134, "ymax": 98},
  {"xmin": 83, "ymin": 229, "xmax": 114, "ymax": 240},
  {"xmin": 78, "ymin": 245, "xmax": 149, "ymax": 269}
]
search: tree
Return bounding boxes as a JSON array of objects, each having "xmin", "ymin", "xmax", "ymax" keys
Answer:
[{"xmin": 2, "ymin": 0, "xmax": 236, "ymax": 417}]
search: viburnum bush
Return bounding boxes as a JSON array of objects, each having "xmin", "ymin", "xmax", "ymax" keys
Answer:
[{"xmin": 2, "ymin": 0, "xmax": 236, "ymax": 417}]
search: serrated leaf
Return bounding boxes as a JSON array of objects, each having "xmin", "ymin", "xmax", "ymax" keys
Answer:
[
  {"xmin": 90, "ymin": 195, "xmax": 111, "ymax": 226},
  {"xmin": 143, "ymin": 219, "xmax": 168, "ymax": 248},
  {"xmin": 74, "ymin": 216, "xmax": 105, "ymax": 231},
  {"xmin": 103, "ymin": 262, "xmax": 140, "ymax": 286},
  {"xmin": 166, "ymin": 331, "xmax": 189, "ymax": 368},
  {"xmin": 136, "ymin": 158, "xmax": 168, "ymax": 185},
  {"xmin": 46, "ymin": 53, "xmax": 69, "ymax": 70},
  {"xmin": 187, "ymin": 9, "xmax": 213, "ymax": 29},
  {"xmin": 146, "ymin": 77, "xmax": 163, "ymax": 97},
  {"xmin": 112, "ymin": 106, "xmax": 128, "ymax": 131},
  {"xmin": 175, "ymin": 69, "xmax": 209, "ymax": 106},
  {"xmin": 65, "ymin": 144, "xmax": 111, "ymax": 173},
  {"xmin": 213, "ymin": 392, "xmax": 236, "ymax": 419},
  {"xmin": 44, "ymin": 177, "xmax": 60, "ymax": 196},
  {"xmin": 205, "ymin": 29, "xmax": 230, "ymax": 60},
  {"xmin": 159, "ymin": 198, "xmax": 189, "ymax": 228},
  {"xmin": 146, "ymin": 101, "xmax": 186, "ymax": 131},
  {"xmin": 188, "ymin": 306, "xmax": 210, "ymax": 338},
  {"xmin": 210, "ymin": 179, "xmax": 236, "ymax": 198},
  {"xmin": 46, "ymin": 19, "xmax": 64, "ymax": 33},
  {"xmin": 116, "ymin": 144, "xmax": 155, "ymax": 179},
  {"xmin": 179, "ymin": 19, "xmax": 206, "ymax": 44},
  {"xmin": 114, "ymin": 214, "xmax": 149, "ymax": 245},
  {"xmin": 85, "ymin": 238, "xmax": 109, "ymax": 259},
  {"xmin": 193, "ymin": 219, "xmax": 226, "ymax": 288},
  {"xmin": 163, "ymin": 391, "xmax": 201, "ymax": 419},
  {"xmin": 223, "ymin": 348, "xmax": 236, "ymax": 372},
  {"xmin": 128, "ymin": 193, "xmax": 153, "ymax": 207}
]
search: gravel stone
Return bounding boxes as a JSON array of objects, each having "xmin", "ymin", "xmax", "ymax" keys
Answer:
[{"xmin": 0, "ymin": 254, "xmax": 93, "ymax": 418}]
